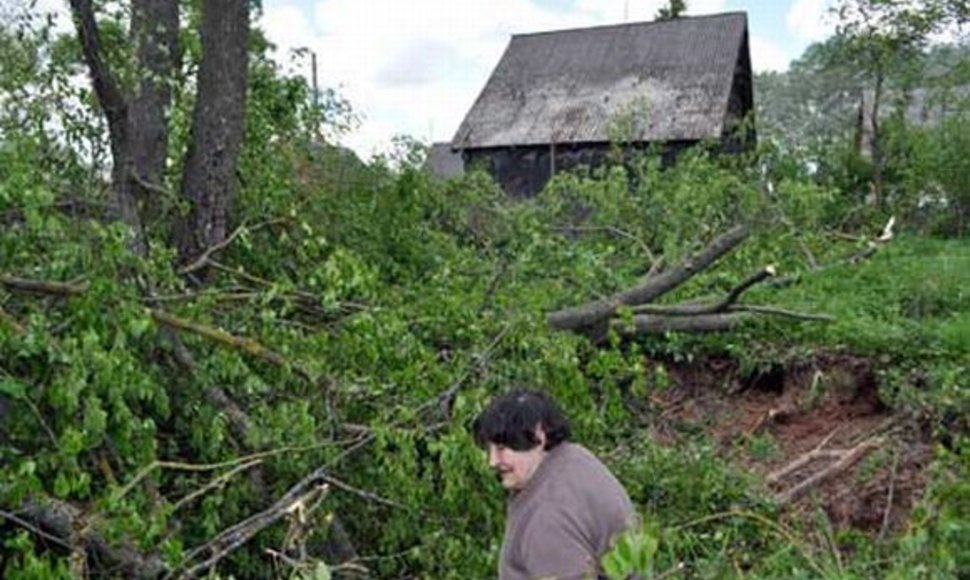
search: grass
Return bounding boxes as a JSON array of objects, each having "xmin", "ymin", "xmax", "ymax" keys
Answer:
[{"xmin": 770, "ymin": 235, "xmax": 970, "ymax": 356}]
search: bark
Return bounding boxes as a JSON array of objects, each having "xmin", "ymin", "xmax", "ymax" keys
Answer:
[
  {"xmin": 69, "ymin": 0, "xmax": 178, "ymax": 255},
  {"xmin": 68, "ymin": 0, "xmax": 137, "ymax": 241},
  {"xmin": 176, "ymin": 0, "xmax": 250, "ymax": 264},
  {"xmin": 0, "ymin": 275, "xmax": 89, "ymax": 296},
  {"xmin": 870, "ymin": 71, "xmax": 884, "ymax": 209},
  {"xmin": 547, "ymin": 224, "xmax": 749, "ymax": 331},
  {"xmin": 128, "ymin": 0, "xmax": 180, "ymax": 221},
  {"xmin": 618, "ymin": 312, "xmax": 750, "ymax": 335}
]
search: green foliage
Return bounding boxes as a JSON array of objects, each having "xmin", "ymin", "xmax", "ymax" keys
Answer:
[
  {"xmin": 655, "ymin": 0, "xmax": 688, "ymax": 21},
  {"xmin": 601, "ymin": 523, "xmax": 659, "ymax": 578},
  {"xmin": 2, "ymin": 3, "xmax": 970, "ymax": 579}
]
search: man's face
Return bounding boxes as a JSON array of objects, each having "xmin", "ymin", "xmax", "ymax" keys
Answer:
[{"xmin": 486, "ymin": 430, "xmax": 547, "ymax": 491}]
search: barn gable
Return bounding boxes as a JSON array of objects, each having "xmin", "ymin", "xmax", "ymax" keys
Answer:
[{"xmin": 453, "ymin": 12, "xmax": 753, "ymax": 150}]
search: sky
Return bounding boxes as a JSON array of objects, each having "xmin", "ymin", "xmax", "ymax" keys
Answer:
[
  {"xmin": 259, "ymin": 0, "xmax": 840, "ymax": 158},
  {"xmin": 15, "ymin": 0, "xmax": 839, "ymax": 159}
]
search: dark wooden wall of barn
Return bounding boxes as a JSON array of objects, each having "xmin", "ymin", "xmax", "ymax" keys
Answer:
[
  {"xmin": 723, "ymin": 30, "xmax": 757, "ymax": 153},
  {"xmin": 463, "ymin": 142, "xmax": 698, "ymax": 197}
]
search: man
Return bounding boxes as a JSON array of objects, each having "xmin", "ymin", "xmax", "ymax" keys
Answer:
[{"xmin": 473, "ymin": 389, "xmax": 636, "ymax": 580}]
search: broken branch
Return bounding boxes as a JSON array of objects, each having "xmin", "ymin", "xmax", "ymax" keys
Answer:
[
  {"xmin": 548, "ymin": 224, "xmax": 749, "ymax": 331},
  {"xmin": 205, "ymin": 259, "xmax": 319, "ymax": 303},
  {"xmin": 718, "ymin": 266, "xmax": 776, "ymax": 309},
  {"xmin": 179, "ymin": 219, "xmax": 287, "ymax": 276},
  {"xmin": 172, "ymin": 459, "xmax": 264, "ymax": 512},
  {"xmin": 319, "ymin": 474, "xmax": 408, "ymax": 510},
  {"xmin": 617, "ymin": 312, "xmax": 750, "ymax": 335},
  {"xmin": 766, "ymin": 449, "xmax": 846, "ymax": 485},
  {"xmin": 0, "ymin": 306, "xmax": 26, "ymax": 334},
  {"xmin": 774, "ymin": 439, "xmax": 881, "ymax": 505},
  {"xmin": 630, "ymin": 266, "xmax": 777, "ymax": 317},
  {"xmin": 150, "ymin": 309, "xmax": 314, "ymax": 382},
  {"xmin": 168, "ymin": 471, "xmax": 331, "ymax": 580},
  {"xmin": 0, "ymin": 275, "xmax": 89, "ymax": 297}
]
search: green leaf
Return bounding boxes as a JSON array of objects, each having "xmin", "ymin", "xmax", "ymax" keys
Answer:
[
  {"xmin": 53, "ymin": 472, "xmax": 71, "ymax": 498},
  {"xmin": 0, "ymin": 378, "xmax": 27, "ymax": 399},
  {"xmin": 311, "ymin": 561, "xmax": 331, "ymax": 580}
]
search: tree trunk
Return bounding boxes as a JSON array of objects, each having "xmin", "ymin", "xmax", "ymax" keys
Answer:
[
  {"xmin": 128, "ymin": 0, "xmax": 180, "ymax": 222},
  {"xmin": 69, "ymin": 0, "xmax": 178, "ymax": 255},
  {"xmin": 870, "ymin": 70, "xmax": 884, "ymax": 209},
  {"xmin": 176, "ymin": 0, "xmax": 250, "ymax": 264}
]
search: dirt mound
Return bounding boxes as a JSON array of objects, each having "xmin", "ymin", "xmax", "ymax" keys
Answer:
[{"xmin": 645, "ymin": 353, "xmax": 933, "ymax": 534}]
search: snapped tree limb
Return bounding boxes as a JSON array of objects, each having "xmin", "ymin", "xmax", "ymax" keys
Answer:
[
  {"xmin": 548, "ymin": 224, "xmax": 750, "ymax": 332},
  {"xmin": 167, "ymin": 473, "xmax": 330, "ymax": 580},
  {"xmin": 0, "ymin": 275, "xmax": 89, "ymax": 297},
  {"xmin": 547, "ymin": 224, "xmax": 841, "ymax": 340},
  {"xmin": 150, "ymin": 309, "xmax": 315, "ymax": 383}
]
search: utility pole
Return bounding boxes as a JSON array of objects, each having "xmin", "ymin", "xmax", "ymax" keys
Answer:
[{"xmin": 311, "ymin": 50, "xmax": 320, "ymax": 139}]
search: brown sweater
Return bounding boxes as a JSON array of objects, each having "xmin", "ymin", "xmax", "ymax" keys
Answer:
[{"xmin": 499, "ymin": 443, "xmax": 635, "ymax": 580}]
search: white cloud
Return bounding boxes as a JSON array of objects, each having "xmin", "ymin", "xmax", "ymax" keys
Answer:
[
  {"xmin": 750, "ymin": 36, "xmax": 790, "ymax": 73},
  {"xmin": 786, "ymin": 0, "xmax": 835, "ymax": 43},
  {"xmin": 262, "ymin": 0, "xmax": 591, "ymax": 158}
]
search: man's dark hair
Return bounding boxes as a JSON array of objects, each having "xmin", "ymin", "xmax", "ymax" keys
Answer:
[{"xmin": 473, "ymin": 389, "xmax": 571, "ymax": 451}]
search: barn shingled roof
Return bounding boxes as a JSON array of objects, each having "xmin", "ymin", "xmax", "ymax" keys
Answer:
[{"xmin": 452, "ymin": 12, "xmax": 749, "ymax": 149}]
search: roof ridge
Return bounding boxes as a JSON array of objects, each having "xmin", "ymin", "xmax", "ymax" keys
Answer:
[{"xmin": 510, "ymin": 11, "xmax": 747, "ymax": 39}]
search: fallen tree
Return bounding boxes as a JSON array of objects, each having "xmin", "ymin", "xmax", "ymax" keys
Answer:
[
  {"xmin": 0, "ymin": 278, "xmax": 367, "ymax": 577},
  {"xmin": 547, "ymin": 224, "xmax": 834, "ymax": 341}
]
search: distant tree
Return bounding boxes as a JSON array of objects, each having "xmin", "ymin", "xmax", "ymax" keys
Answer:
[
  {"xmin": 656, "ymin": 0, "xmax": 687, "ymax": 20},
  {"xmin": 830, "ymin": 0, "xmax": 968, "ymax": 207},
  {"xmin": 755, "ymin": 37, "xmax": 865, "ymax": 154}
]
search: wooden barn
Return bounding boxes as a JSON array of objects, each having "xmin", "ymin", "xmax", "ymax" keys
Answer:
[{"xmin": 450, "ymin": 12, "xmax": 756, "ymax": 196}]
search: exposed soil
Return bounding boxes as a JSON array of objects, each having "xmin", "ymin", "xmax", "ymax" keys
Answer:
[{"xmin": 643, "ymin": 352, "xmax": 933, "ymax": 535}]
